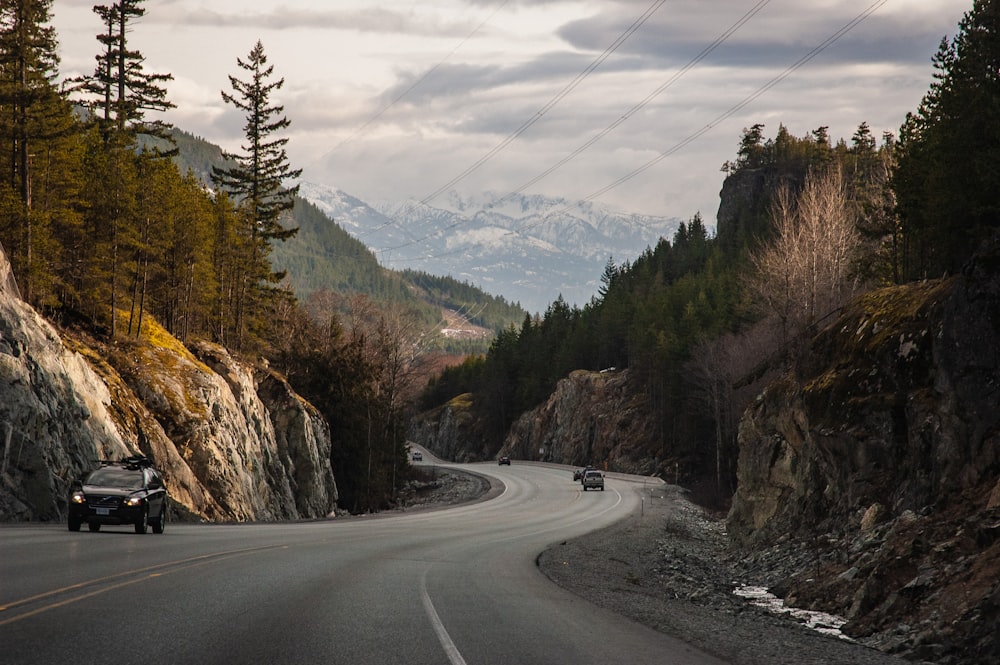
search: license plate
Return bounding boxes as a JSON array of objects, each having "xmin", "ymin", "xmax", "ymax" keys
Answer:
[{"xmin": 96, "ymin": 508, "xmax": 110, "ymax": 516}]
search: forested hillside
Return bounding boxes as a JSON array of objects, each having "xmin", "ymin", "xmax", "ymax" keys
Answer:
[
  {"xmin": 269, "ymin": 198, "xmax": 526, "ymax": 350},
  {"xmin": 165, "ymin": 128, "xmax": 526, "ymax": 353},
  {"xmin": 420, "ymin": 0, "xmax": 1000, "ymax": 501}
]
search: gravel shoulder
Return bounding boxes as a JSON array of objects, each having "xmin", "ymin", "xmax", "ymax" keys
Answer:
[{"xmin": 536, "ymin": 483, "xmax": 915, "ymax": 665}]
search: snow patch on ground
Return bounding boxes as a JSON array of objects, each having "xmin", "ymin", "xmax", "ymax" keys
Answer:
[{"xmin": 733, "ymin": 585, "xmax": 850, "ymax": 639}]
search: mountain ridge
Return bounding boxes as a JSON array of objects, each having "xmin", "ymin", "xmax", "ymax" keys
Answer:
[
  {"xmin": 170, "ymin": 127, "xmax": 682, "ymax": 318},
  {"xmin": 300, "ymin": 182, "xmax": 683, "ymax": 313}
]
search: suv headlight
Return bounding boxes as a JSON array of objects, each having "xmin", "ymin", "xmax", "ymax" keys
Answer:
[
  {"xmin": 71, "ymin": 491, "xmax": 86, "ymax": 504},
  {"xmin": 124, "ymin": 496, "xmax": 143, "ymax": 507}
]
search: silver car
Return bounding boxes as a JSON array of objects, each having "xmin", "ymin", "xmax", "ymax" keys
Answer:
[{"xmin": 581, "ymin": 470, "xmax": 604, "ymax": 491}]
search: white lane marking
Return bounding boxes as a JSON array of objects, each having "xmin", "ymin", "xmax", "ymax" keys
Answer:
[
  {"xmin": 414, "ymin": 471, "xmax": 628, "ymax": 665},
  {"xmin": 420, "ymin": 570, "xmax": 468, "ymax": 665}
]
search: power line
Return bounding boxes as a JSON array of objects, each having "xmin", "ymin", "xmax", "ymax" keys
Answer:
[
  {"xmin": 380, "ymin": 0, "xmax": 768, "ymax": 256},
  {"xmin": 418, "ymin": 0, "xmax": 668, "ymax": 206},
  {"xmin": 521, "ymin": 0, "xmax": 891, "ymax": 229},
  {"xmin": 502, "ymin": 0, "xmax": 771, "ymax": 202},
  {"xmin": 380, "ymin": 0, "xmax": 890, "ymax": 260}
]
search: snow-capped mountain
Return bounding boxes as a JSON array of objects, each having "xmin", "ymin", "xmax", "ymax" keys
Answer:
[{"xmin": 299, "ymin": 182, "xmax": 682, "ymax": 314}]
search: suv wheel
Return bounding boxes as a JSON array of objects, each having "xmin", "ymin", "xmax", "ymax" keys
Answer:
[
  {"xmin": 135, "ymin": 509, "xmax": 148, "ymax": 534},
  {"xmin": 151, "ymin": 507, "xmax": 165, "ymax": 534},
  {"xmin": 68, "ymin": 517, "xmax": 81, "ymax": 532}
]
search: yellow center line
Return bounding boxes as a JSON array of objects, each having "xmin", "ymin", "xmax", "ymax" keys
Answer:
[{"xmin": 0, "ymin": 543, "xmax": 287, "ymax": 625}]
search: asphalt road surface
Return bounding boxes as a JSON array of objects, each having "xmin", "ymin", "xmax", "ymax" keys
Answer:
[{"xmin": 0, "ymin": 457, "xmax": 728, "ymax": 665}]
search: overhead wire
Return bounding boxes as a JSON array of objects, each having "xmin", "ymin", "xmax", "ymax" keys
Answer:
[
  {"xmin": 501, "ymin": 0, "xmax": 771, "ymax": 203},
  {"xmin": 559, "ymin": 0, "xmax": 891, "ymax": 214},
  {"xmin": 417, "ymin": 0, "xmax": 669, "ymax": 206},
  {"xmin": 375, "ymin": 0, "xmax": 671, "ymax": 257},
  {"xmin": 491, "ymin": 0, "xmax": 893, "ymax": 242},
  {"xmin": 380, "ymin": 0, "xmax": 768, "ymax": 256}
]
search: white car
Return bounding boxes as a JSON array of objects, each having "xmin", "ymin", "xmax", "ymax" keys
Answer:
[{"xmin": 581, "ymin": 470, "xmax": 604, "ymax": 491}]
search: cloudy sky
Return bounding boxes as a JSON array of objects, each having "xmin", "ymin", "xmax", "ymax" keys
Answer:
[{"xmin": 52, "ymin": 0, "xmax": 969, "ymax": 226}]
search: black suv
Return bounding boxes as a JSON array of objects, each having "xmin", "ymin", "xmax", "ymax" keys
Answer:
[{"xmin": 68, "ymin": 456, "xmax": 167, "ymax": 534}]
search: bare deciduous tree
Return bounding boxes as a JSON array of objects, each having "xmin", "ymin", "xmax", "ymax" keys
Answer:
[
  {"xmin": 748, "ymin": 167, "xmax": 861, "ymax": 348},
  {"xmin": 343, "ymin": 296, "xmax": 424, "ymax": 509}
]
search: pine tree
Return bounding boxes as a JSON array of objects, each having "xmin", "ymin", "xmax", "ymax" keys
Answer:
[
  {"xmin": 208, "ymin": 190, "xmax": 245, "ymax": 347},
  {"xmin": 71, "ymin": 0, "xmax": 176, "ymax": 336},
  {"xmin": 736, "ymin": 123, "xmax": 767, "ymax": 169},
  {"xmin": 125, "ymin": 151, "xmax": 171, "ymax": 338},
  {"xmin": 81, "ymin": 1, "xmax": 175, "ymax": 145},
  {"xmin": 0, "ymin": 0, "xmax": 80, "ymax": 303},
  {"xmin": 158, "ymin": 170, "xmax": 216, "ymax": 339},
  {"xmin": 211, "ymin": 40, "xmax": 301, "ymax": 350},
  {"xmin": 212, "ymin": 40, "xmax": 301, "ymax": 246},
  {"xmin": 894, "ymin": 0, "xmax": 1000, "ymax": 277},
  {"xmin": 79, "ymin": 127, "xmax": 138, "ymax": 330}
]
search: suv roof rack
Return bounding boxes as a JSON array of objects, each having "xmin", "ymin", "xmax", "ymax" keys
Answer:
[{"xmin": 98, "ymin": 455, "xmax": 155, "ymax": 470}]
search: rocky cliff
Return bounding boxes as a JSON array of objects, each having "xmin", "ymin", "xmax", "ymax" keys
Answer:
[
  {"xmin": 499, "ymin": 369, "xmax": 663, "ymax": 474},
  {"xmin": 0, "ymin": 245, "xmax": 337, "ymax": 523},
  {"xmin": 411, "ymin": 369, "xmax": 667, "ymax": 476},
  {"xmin": 728, "ymin": 243, "xmax": 1000, "ymax": 662},
  {"xmin": 408, "ymin": 393, "xmax": 488, "ymax": 463}
]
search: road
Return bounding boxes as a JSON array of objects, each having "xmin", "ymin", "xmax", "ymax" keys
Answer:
[{"xmin": 0, "ymin": 457, "xmax": 728, "ymax": 665}]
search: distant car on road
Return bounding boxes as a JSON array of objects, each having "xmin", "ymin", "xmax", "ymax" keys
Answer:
[
  {"xmin": 581, "ymin": 469, "xmax": 604, "ymax": 491},
  {"xmin": 573, "ymin": 466, "xmax": 593, "ymax": 481},
  {"xmin": 68, "ymin": 456, "xmax": 167, "ymax": 534},
  {"xmin": 498, "ymin": 456, "xmax": 511, "ymax": 465},
  {"xmin": 412, "ymin": 451, "xmax": 423, "ymax": 461}
]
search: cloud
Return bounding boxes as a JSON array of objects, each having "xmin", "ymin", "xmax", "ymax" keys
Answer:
[
  {"xmin": 557, "ymin": 1, "xmax": 956, "ymax": 70},
  {"xmin": 375, "ymin": 48, "xmax": 614, "ymax": 108},
  {"xmin": 151, "ymin": 5, "xmax": 481, "ymax": 38}
]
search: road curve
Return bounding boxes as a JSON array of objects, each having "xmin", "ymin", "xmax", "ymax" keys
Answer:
[{"xmin": 0, "ymin": 460, "xmax": 728, "ymax": 665}]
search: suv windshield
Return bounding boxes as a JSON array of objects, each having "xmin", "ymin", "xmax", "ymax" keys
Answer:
[{"xmin": 86, "ymin": 467, "xmax": 144, "ymax": 489}]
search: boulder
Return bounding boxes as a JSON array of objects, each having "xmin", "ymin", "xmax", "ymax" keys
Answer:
[{"xmin": 500, "ymin": 369, "xmax": 660, "ymax": 474}]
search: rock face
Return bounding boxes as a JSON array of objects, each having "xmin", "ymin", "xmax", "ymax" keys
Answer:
[
  {"xmin": 728, "ymin": 244, "xmax": 1000, "ymax": 663},
  {"xmin": 0, "ymin": 249, "xmax": 130, "ymax": 520},
  {"xmin": 715, "ymin": 168, "xmax": 771, "ymax": 253},
  {"xmin": 408, "ymin": 394, "xmax": 486, "ymax": 463},
  {"xmin": 500, "ymin": 369, "xmax": 661, "ymax": 474},
  {"xmin": 411, "ymin": 369, "xmax": 665, "ymax": 476},
  {"xmin": 0, "ymin": 245, "xmax": 337, "ymax": 523}
]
